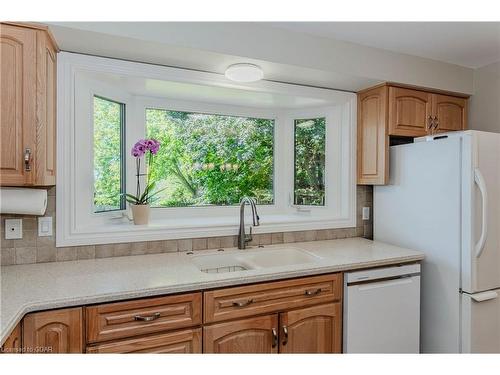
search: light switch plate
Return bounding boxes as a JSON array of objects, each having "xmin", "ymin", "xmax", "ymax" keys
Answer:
[
  {"xmin": 5, "ymin": 219, "xmax": 22, "ymax": 239},
  {"xmin": 38, "ymin": 216, "xmax": 53, "ymax": 237},
  {"xmin": 362, "ymin": 207, "xmax": 370, "ymax": 221}
]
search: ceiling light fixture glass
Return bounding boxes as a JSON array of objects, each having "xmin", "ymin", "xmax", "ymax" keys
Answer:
[{"xmin": 225, "ymin": 63, "xmax": 264, "ymax": 83}]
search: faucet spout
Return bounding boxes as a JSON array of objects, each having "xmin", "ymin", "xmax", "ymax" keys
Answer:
[{"xmin": 238, "ymin": 197, "xmax": 260, "ymax": 249}]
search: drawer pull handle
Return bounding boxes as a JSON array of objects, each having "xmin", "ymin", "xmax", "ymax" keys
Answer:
[
  {"xmin": 282, "ymin": 325, "xmax": 288, "ymax": 346},
  {"xmin": 232, "ymin": 299, "xmax": 254, "ymax": 307},
  {"xmin": 134, "ymin": 312, "xmax": 160, "ymax": 322},
  {"xmin": 304, "ymin": 288, "xmax": 322, "ymax": 296},
  {"xmin": 271, "ymin": 328, "xmax": 278, "ymax": 348}
]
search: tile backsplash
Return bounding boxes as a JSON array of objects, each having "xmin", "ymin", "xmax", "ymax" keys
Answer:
[{"xmin": 0, "ymin": 186, "xmax": 373, "ymax": 265}]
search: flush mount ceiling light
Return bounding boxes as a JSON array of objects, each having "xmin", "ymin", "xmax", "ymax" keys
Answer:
[{"xmin": 225, "ymin": 63, "xmax": 264, "ymax": 83}]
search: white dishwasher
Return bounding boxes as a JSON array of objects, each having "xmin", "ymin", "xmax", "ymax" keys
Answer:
[{"xmin": 343, "ymin": 263, "xmax": 421, "ymax": 353}]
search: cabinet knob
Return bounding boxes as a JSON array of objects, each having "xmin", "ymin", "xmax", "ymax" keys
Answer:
[
  {"xmin": 232, "ymin": 299, "xmax": 254, "ymax": 307},
  {"xmin": 271, "ymin": 328, "xmax": 278, "ymax": 348},
  {"xmin": 282, "ymin": 325, "xmax": 289, "ymax": 346},
  {"xmin": 134, "ymin": 312, "xmax": 160, "ymax": 322},
  {"xmin": 304, "ymin": 288, "xmax": 322, "ymax": 296},
  {"xmin": 24, "ymin": 148, "xmax": 32, "ymax": 171}
]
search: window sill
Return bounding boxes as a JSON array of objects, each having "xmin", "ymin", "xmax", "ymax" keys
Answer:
[{"xmin": 56, "ymin": 213, "xmax": 356, "ymax": 247}]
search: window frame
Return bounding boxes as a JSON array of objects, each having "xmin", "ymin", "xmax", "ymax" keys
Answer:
[
  {"xmin": 57, "ymin": 52, "xmax": 357, "ymax": 247},
  {"xmin": 93, "ymin": 94, "xmax": 127, "ymax": 213}
]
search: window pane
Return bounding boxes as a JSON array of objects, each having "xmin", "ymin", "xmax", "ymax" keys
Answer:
[
  {"xmin": 146, "ymin": 109, "xmax": 274, "ymax": 207},
  {"xmin": 93, "ymin": 96, "xmax": 125, "ymax": 213},
  {"xmin": 294, "ymin": 117, "xmax": 326, "ymax": 206}
]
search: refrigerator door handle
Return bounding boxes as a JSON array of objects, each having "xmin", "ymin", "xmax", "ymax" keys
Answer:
[
  {"xmin": 469, "ymin": 290, "xmax": 498, "ymax": 302},
  {"xmin": 474, "ymin": 168, "xmax": 488, "ymax": 258}
]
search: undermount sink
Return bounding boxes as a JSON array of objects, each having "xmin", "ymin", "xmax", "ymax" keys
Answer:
[{"xmin": 190, "ymin": 247, "xmax": 321, "ymax": 274}]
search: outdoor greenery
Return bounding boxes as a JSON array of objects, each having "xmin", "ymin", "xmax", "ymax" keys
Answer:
[
  {"xmin": 93, "ymin": 104, "xmax": 327, "ymax": 211},
  {"xmin": 93, "ymin": 96, "xmax": 123, "ymax": 212},
  {"xmin": 146, "ymin": 109, "xmax": 275, "ymax": 207},
  {"xmin": 294, "ymin": 118, "xmax": 326, "ymax": 206}
]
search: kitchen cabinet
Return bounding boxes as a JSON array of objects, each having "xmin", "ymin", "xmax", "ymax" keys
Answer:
[
  {"xmin": 1, "ymin": 323, "xmax": 22, "ymax": 354},
  {"xmin": 17, "ymin": 273, "xmax": 344, "ymax": 354},
  {"xmin": 0, "ymin": 22, "xmax": 58, "ymax": 186},
  {"xmin": 357, "ymin": 86, "xmax": 389, "ymax": 185},
  {"xmin": 22, "ymin": 307, "xmax": 83, "ymax": 353},
  {"xmin": 388, "ymin": 87, "xmax": 432, "ymax": 137},
  {"xmin": 204, "ymin": 314, "xmax": 279, "ymax": 353},
  {"xmin": 279, "ymin": 303, "xmax": 341, "ymax": 353},
  {"xmin": 87, "ymin": 328, "xmax": 202, "ymax": 354},
  {"xmin": 357, "ymin": 83, "xmax": 468, "ymax": 185}
]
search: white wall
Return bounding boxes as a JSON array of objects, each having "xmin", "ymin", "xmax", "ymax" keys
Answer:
[
  {"xmin": 48, "ymin": 22, "xmax": 474, "ymax": 94},
  {"xmin": 469, "ymin": 61, "xmax": 500, "ymax": 133}
]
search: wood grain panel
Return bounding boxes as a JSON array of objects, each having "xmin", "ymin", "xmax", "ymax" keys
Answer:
[
  {"xmin": 357, "ymin": 85, "xmax": 389, "ymax": 185},
  {"xmin": 0, "ymin": 23, "xmax": 36, "ymax": 185},
  {"xmin": 433, "ymin": 94, "xmax": 468, "ymax": 132},
  {"xmin": 86, "ymin": 328, "xmax": 202, "ymax": 353},
  {"xmin": 388, "ymin": 87, "xmax": 432, "ymax": 137},
  {"xmin": 23, "ymin": 307, "xmax": 83, "ymax": 353},
  {"xmin": 86, "ymin": 293, "xmax": 202, "ymax": 343},
  {"xmin": 204, "ymin": 274, "xmax": 342, "ymax": 323},
  {"xmin": 204, "ymin": 314, "xmax": 278, "ymax": 353},
  {"xmin": 279, "ymin": 303, "xmax": 342, "ymax": 353},
  {"xmin": 1, "ymin": 323, "xmax": 22, "ymax": 354}
]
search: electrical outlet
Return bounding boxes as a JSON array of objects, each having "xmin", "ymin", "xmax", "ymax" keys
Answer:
[
  {"xmin": 5, "ymin": 219, "xmax": 22, "ymax": 239},
  {"xmin": 38, "ymin": 216, "xmax": 53, "ymax": 237},
  {"xmin": 362, "ymin": 207, "xmax": 370, "ymax": 221}
]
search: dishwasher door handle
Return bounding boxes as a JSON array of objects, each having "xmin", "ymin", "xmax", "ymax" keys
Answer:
[{"xmin": 356, "ymin": 276, "xmax": 417, "ymax": 291}]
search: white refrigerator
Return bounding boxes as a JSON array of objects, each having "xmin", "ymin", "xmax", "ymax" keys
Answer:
[{"xmin": 374, "ymin": 130, "xmax": 500, "ymax": 353}]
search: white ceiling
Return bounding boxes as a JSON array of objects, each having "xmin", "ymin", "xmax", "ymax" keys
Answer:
[{"xmin": 269, "ymin": 22, "xmax": 500, "ymax": 69}]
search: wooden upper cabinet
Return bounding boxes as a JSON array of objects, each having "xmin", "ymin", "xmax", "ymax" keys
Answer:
[
  {"xmin": 0, "ymin": 23, "xmax": 58, "ymax": 186},
  {"xmin": 388, "ymin": 87, "xmax": 432, "ymax": 137},
  {"xmin": 357, "ymin": 83, "xmax": 469, "ymax": 185},
  {"xmin": 357, "ymin": 86, "xmax": 389, "ymax": 185},
  {"xmin": 432, "ymin": 94, "xmax": 467, "ymax": 132},
  {"xmin": 279, "ymin": 303, "xmax": 341, "ymax": 354},
  {"xmin": 23, "ymin": 307, "xmax": 83, "ymax": 353},
  {"xmin": 204, "ymin": 314, "xmax": 279, "ymax": 354}
]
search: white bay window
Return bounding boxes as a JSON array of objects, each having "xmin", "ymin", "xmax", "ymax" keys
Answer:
[{"xmin": 57, "ymin": 52, "xmax": 356, "ymax": 246}]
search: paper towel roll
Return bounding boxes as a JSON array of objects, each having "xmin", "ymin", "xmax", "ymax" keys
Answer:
[{"xmin": 0, "ymin": 188, "xmax": 48, "ymax": 215}]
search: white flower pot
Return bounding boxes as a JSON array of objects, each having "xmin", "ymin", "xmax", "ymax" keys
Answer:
[{"xmin": 131, "ymin": 204, "xmax": 150, "ymax": 225}]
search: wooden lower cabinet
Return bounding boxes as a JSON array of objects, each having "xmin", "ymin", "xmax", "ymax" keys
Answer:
[
  {"xmin": 22, "ymin": 307, "xmax": 83, "ymax": 353},
  {"xmin": 204, "ymin": 314, "xmax": 279, "ymax": 354},
  {"xmin": 87, "ymin": 328, "xmax": 202, "ymax": 354},
  {"xmin": 279, "ymin": 303, "xmax": 342, "ymax": 353},
  {"xmin": 1, "ymin": 323, "xmax": 22, "ymax": 353},
  {"xmin": 15, "ymin": 273, "xmax": 345, "ymax": 354}
]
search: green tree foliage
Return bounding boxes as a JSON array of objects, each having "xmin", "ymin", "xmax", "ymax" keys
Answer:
[
  {"xmin": 146, "ymin": 109, "xmax": 274, "ymax": 207},
  {"xmin": 93, "ymin": 97, "xmax": 123, "ymax": 212},
  {"xmin": 294, "ymin": 118, "xmax": 326, "ymax": 206}
]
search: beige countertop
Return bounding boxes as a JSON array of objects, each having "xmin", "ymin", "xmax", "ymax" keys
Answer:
[{"xmin": 0, "ymin": 237, "xmax": 424, "ymax": 346}]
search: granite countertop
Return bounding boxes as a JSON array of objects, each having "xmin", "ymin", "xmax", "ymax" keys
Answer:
[{"xmin": 0, "ymin": 237, "xmax": 424, "ymax": 345}]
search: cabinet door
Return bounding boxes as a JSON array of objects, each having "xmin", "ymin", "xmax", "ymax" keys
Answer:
[
  {"xmin": 432, "ymin": 94, "xmax": 467, "ymax": 133},
  {"xmin": 35, "ymin": 31, "xmax": 57, "ymax": 185},
  {"xmin": 388, "ymin": 87, "xmax": 432, "ymax": 137},
  {"xmin": 1, "ymin": 323, "xmax": 22, "ymax": 354},
  {"xmin": 279, "ymin": 303, "xmax": 342, "ymax": 353},
  {"xmin": 86, "ymin": 328, "xmax": 202, "ymax": 354},
  {"xmin": 23, "ymin": 307, "xmax": 83, "ymax": 353},
  {"xmin": 357, "ymin": 86, "xmax": 389, "ymax": 185},
  {"xmin": 0, "ymin": 24, "xmax": 36, "ymax": 185},
  {"xmin": 204, "ymin": 314, "xmax": 278, "ymax": 353}
]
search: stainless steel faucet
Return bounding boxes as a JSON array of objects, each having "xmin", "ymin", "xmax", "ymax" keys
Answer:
[{"xmin": 238, "ymin": 197, "xmax": 260, "ymax": 249}]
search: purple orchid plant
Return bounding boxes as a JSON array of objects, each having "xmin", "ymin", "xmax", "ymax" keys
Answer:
[{"xmin": 125, "ymin": 139, "xmax": 163, "ymax": 205}]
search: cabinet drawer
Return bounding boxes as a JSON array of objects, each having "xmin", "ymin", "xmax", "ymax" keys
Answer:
[
  {"xmin": 86, "ymin": 292, "xmax": 202, "ymax": 343},
  {"xmin": 86, "ymin": 328, "xmax": 202, "ymax": 353},
  {"xmin": 204, "ymin": 274, "xmax": 342, "ymax": 323}
]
